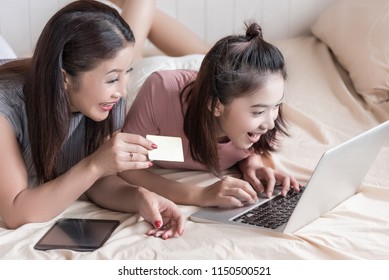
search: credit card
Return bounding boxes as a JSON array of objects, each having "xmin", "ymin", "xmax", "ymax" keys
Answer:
[{"xmin": 146, "ymin": 135, "xmax": 184, "ymax": 162}]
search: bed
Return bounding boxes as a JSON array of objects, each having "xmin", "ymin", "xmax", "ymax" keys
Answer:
[{"xmin": 0, "ymin": 0, "xmax": 388, "ymax": 260}]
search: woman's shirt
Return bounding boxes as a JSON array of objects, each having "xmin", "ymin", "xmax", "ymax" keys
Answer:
[
  {"xmin": 123, "ymin": 69, "xmax": 250, "ymax": 171},
  {"xmin": 0, "ymin": 73, "xmax": 126, "ymax": 186}
]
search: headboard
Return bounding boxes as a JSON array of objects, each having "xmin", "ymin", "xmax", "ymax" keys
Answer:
[{"xmin": 0, "ymin": 0, "xmax": 339, "ymax": 57}]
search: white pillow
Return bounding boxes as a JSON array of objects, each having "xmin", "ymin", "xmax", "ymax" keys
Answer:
[
  {"xmin": 97, "ymin": 0, "xmax": 122, "ymax": 13},
  {"xmin": 126, "ymin": 54, "xmax": 204, "ymax": 111},
  {"xmin": 311, "ymin": 0, "xmax": 389, "ymax": 104},
  {"xmin": 0, "ymin": 35, "xmax": 17, "ymax": 59}
]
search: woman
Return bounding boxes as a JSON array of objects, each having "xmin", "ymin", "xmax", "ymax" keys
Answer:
[
  {"xmin": 121, "ymin": 22, "xmax": 300, "ymax": 208},
  {"xmin": 0, "ymin": 0, "xmax": 183, "ymax": 239}
]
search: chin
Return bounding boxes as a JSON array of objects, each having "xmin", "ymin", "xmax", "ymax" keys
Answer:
[
  {"xmin": 234, "ymin": 141, "xmax": 253, "ymax": 150},
  {"xmin": 245, "ymin": 144, "xmax": 254, "ymax": 150},
  {"xmin": 90, "ymin": 113, "xmax": 109, "ymax": 122}
]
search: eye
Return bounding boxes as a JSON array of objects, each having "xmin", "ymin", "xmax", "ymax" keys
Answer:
[
  {"xmin": 252, "ymin": 111, "xmax": 265, "ymax": 116},
  {"xmin": 106, "ymin": 78, "xmax": 119, "ymax": 84}
]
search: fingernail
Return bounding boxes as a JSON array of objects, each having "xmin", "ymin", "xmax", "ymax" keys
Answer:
[
  {"xmin": 151, "ymin": 143, "xmax": 158, "ymax": 149},
  {"xmin": 148, "ymin": 162, "xmax": 153, "ymax": 167},
  {"xmin": 179, "ymin": 229, "xmax": 184, "ymax": 236},
  {"xmin": 154, "ymin": 220, "xmax": 162, "ymax": 228},
  {"xmin": 163, "ymin": 234, "xmax": 171, "ymax": 240}
]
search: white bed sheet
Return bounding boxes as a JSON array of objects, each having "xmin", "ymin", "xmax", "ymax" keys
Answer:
[{"xmin": 1, "ymin": 36, "xmax": 388, "ymax": 260}]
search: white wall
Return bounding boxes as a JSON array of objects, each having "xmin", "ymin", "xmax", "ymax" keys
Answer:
[
  {"xmin": 0, "ymin": 0, "xmax": 339, "ymax": 57},
  {"xmin": 156, "ymin": 0, "xmax": 339, "ymax": 44}
]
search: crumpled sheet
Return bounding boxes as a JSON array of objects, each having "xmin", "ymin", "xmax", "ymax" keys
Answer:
[{"xmin": 1, "ymin": 36, "xmax": 388, "ymax": 260}]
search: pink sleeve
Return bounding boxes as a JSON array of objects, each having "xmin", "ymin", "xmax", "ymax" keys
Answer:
[{"xmin": 122, "ymin": 72, "xmax": 161, "ymax": 136}]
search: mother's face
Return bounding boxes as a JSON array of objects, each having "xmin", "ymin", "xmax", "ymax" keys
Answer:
[{"xmin": 64, "ymin": 46, "xmax": 134, "ymax": 122}]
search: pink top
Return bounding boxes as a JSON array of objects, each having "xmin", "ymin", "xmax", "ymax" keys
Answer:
[{"xmin": 123, "ymin": 69, "xmax": 250, "ymax": 171}]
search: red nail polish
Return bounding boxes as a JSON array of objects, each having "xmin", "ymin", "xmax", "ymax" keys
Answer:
[
  {"xmin": 154, "ymin": 221, "xmax": 162, "ymax": 228},
  {"xmin": 151, "ymin": 143, "xmax": 158, "ymax": 149}
]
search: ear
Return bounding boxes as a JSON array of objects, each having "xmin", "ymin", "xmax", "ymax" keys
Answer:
[
  {"xmin": 209, "ymin": 98, "xmax": 224, "ymax": 117},
  {"xmin": 62, "ymin": 69, "xmax": 69, "ymax": 91}
]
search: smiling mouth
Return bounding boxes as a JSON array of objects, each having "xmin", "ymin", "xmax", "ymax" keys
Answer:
[
  {"xmin": 248, "ymin": 132, "xmax": 261, "ymax": 137},
  {"xmin": 247, "ymin": 132, "xmax": 263, "ymax": 142},
  {"xmin": 101, "ymin": 101, "xmax": 117, "ymax": 111}
]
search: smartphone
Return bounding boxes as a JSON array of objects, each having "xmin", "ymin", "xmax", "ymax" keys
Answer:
[{"xmin": 34, "ymin": 218, "xmax": 120, "ymax": 252}]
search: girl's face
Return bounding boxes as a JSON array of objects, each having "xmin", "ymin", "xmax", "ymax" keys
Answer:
[
  {"xmin": 65, "ymin": 46, "xmax": 133, "ymax": 122},
  {"xmin": 215, "ymin": 74, "xmax": 284, "ymax": 150}
]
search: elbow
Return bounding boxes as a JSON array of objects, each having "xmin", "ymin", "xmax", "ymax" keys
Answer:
[
  {"xmin": 1, "ymin": 212, "xmax": 48, "ymax": 230},
  {"xmin": 2, "ymin": 216, "xmax": 25, "ymax": 229}
]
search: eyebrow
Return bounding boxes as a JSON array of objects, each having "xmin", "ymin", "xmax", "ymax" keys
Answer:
[
  {"xmin": 105, "ymin": 67, "xmax": 133, "ymax": 75},
  {"xmin": 250, "ymin": 95, "xmax": 284, "ymax": 108}
]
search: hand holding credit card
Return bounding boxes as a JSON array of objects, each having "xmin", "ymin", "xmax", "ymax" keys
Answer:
[{"xmin": 146, "ymin": 135, "xmax": 184, "ymax": 162}]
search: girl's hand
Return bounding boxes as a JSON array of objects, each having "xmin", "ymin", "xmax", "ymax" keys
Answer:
[
  {"xmin": 90, "ymin": 131, "xmax": 156, "ymax": 176},
  {"xmin": 200, "ymin": 176, "xmax": 258, "ymax": 208},
  {"xmin": 136, "ymin": 188, "xmax": 185, "ymax": 239},
  {"xmin": 240, "ymin": 154, "xmax": 300, "ymax": 198}
]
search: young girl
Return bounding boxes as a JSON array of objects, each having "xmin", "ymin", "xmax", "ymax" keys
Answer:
[
  {"xmin": 121, "ymin": 22, "xmax": 300, "ymax": 208},
  {"xmin": 0, "ymin": 0, "xmax": 185, "ymax": 239}
]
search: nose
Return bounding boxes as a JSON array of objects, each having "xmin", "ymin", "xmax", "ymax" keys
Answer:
[
  {"xmin": 260, "ymin": 110, "xmax": 276, "ymax": 131},
  {"xmin": 113, "ymin": 81, "xmax": 128, "ymax": 98},
  {"xmin": 112, "ymin": 91, "xmax": 121, "ymax": 98},
  {"xmin": 121, "ymin": 82, "xmax": 128, "ymax": 97}
]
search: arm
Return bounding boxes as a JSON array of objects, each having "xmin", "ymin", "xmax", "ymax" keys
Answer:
[
  {"xmin": 86, "ymin": 175, "xmax": 185, "ymax": 238},
  {"xmin": 119, "ymin": 168, "xmax": 258, "ymax": 208},
  {"xmin": 119, "ymin": 169, "xmax": 202, "ymax": 205},
  {"xmin": 0, "ymin": 115, "xmax": 154, "ymax": 229},
  {"xmin": 0, "ymin": 116, "xmax": 101, "ymax": 228}
]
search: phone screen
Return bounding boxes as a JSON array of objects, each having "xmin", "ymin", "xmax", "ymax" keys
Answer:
[{"xmin": 34, "ymin": 218, "xmax": 120, "ymax": 251}]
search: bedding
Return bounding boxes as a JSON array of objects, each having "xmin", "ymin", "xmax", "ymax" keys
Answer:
[
  {"xmin": 311, "ymin": 0, "xmax": 389, "ymax": 104},
  {"xmin": 1, "ymin": 34, "xmax": 388, "ymax": 260}
]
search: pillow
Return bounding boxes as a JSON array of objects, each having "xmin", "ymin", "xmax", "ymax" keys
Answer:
[
  {"xmin": 97, "ymin": 0, "xmax": 122, "ymax": 13},
  {"xmin": 126, "ymin": 54, "xmax": 204, "ymax": 111},
  {"xmin": 311, "ymin": 0, "xmax": 389, "ymax": 104},
  {"xmin": 0, "ymin": 35, "xmax": 17, "ymax": 59}
]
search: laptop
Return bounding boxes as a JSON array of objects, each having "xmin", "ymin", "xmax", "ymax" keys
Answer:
[{"xmin": 190, "ymin": 120, "xmax": 389, "ymax": 233}]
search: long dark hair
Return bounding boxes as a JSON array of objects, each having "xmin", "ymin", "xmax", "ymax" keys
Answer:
[
  {"xmin": 1, "ymin": 0, "xmax": 135, "ymax": 183},
  {"xmin": 183, "ymin": 22, "xmax": 288, "ymax": 175}
]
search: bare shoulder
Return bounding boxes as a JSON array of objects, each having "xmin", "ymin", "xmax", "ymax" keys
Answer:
[{"xmin": 0, "ymin": 115, "xmax": 29, "ymax": 203}]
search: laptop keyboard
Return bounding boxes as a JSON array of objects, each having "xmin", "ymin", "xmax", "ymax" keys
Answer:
[{"xmin": 232, "ymin": 186, "xmax": 306, "ymax": 229}]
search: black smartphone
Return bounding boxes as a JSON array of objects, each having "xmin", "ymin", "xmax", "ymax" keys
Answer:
[{"xmin": 34, "ymin": 218, "xmax": 120, "ymax": 252}]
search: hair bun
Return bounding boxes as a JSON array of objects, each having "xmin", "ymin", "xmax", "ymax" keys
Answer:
[{"xmin": 245, "ymin": 22, "xmax": 263, "ymax": 40}]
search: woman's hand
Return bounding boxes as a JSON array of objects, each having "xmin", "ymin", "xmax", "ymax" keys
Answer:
[
  {"xmin": 89, "ymin": 131, "xmax": 156, "ymax": 176},
  {"xmin": 135, "ymin": 187, "xmax": 185, "ymax": 239},
  {"xmin": 200, "ymin": 176, "xmax": 258, "ymax": 208},
  {"xmin": 240, "ymin": 154, "xmax": 300, "ymax": 198}
]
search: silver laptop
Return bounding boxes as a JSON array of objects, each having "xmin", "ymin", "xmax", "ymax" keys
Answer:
[{"xmin": 191, "ymin": 120, "xmax": 389, "ymax": 233}]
